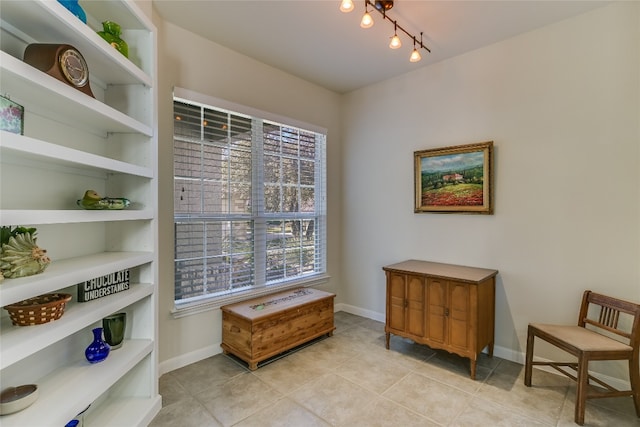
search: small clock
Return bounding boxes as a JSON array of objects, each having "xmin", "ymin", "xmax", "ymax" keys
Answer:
[{"xmin": 23, "ymin": 44, "xmax": 94, "ymax": 98}]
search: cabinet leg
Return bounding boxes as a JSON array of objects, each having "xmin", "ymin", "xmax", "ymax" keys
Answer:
[
  {"xmin": 385, "ymin": 332, "xmax": 390, "ymax": 349},
  {"xmin": 470, "ymin": 360, "xmax": 477, "ymax": 380},
  {"xmin": 488, "ymin": 342, "xmax": 494, "ymax": 357}
]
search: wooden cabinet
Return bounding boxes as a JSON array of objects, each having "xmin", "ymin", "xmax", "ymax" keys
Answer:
[
  {"xmin": 384, "ymin": 260, "xmax": 498, "ymax": 380},
  {"xmin": 0, "ymin": 1, "xmax": 159, "ymax": 425}
]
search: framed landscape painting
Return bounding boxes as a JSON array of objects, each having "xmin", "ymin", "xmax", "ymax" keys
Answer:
[{"xmin": 414, "ymin": 141, "xmax": 493, "ymax": 214}]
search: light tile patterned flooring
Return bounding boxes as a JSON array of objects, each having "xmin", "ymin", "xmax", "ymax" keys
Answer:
[{"xmin": 150, "ymin": 312, "xmax": 639, "ymax": 426}]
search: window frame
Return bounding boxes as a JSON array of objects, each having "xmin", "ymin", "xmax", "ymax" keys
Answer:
[{"xmin": 171, "ymin": 87, "xmax": 329, "ymax": 318}]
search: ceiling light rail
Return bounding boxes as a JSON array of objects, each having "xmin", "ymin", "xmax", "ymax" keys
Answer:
[{"xmin": 340, "ymin": 0, "xmax": 430, "ymax": 62}]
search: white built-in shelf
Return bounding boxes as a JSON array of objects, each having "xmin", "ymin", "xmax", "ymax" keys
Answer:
[
  {"xmin": 0, "ymin": 209, "xmax": 154, "ymax": 225},
  {"xmin": 0, "ymin": 52, "xmax": 152, "ymax": 137},
  {"xmin": 0, "ymin": 251, "xmax": 153, "ymax": 306},
  {"xmin": 88, "ymin": 395, "xmax": 163, "ymax": 427},
  {"xmin": 0, "ymin": 339, "xmax": 154, "ymax": 427},
  {"xmin": 0, "ymin": 0, "xmax": 152, "ymax": 86},
  {"xmin": 0, "ymin": 132, "xmax": 153, "ymax": 178},
  {"xmin": 0, "ymin": 283, "xmax": 153, "ymax": 370},
  {"xmin": 0, "ymin": 0, "xmax": 159, "ymax": 423}
]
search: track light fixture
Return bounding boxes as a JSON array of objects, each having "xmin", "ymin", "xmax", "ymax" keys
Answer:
[
  {"xmin": 339, "ymin": 0, "xmax": 354, "ymax": 13},
  {"xmin": 389, "ymin": 22, "xmax": 401, "ymax": 49},
  {"xmin": 360, "ymin": 2, "xmax": 374, "ymax": 28},
  {"xmin": 340, "ymin": 0, "xmax": 430, "ymax": 62},
  {"xmin": 410, "ymin": 33, "xmax": 422, "ymax": 63}
]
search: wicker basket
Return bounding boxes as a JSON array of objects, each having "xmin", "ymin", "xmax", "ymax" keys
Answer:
[{"xmin": 4, "ymin": 293, "xmax": 72, "ymax": 326}]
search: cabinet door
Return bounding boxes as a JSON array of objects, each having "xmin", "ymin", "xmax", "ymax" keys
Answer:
[
  {"xmin": 406, "ymin": 274, "xmax": 425, "ymax": 337},
  {"xmin": 387, "ymin": 272, "xmax": 406, "ymax": 331},
  {"xmin": 448, "ymin": 281, "xmax": 470, "ymax": 351},
  {"xmin": 427, "ymin": 278, "xmax": 447, "ymax": 344}
]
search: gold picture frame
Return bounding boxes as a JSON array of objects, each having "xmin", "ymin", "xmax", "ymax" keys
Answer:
[{"xmin": 414, "ymin": 141, "xmax": 493, "ymax": 214}]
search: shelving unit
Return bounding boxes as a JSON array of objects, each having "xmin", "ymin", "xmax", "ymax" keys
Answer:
[
  {"xmin": 0, "ymin": 1, "xmax": 159, "ymax": 426},
  {"xmin": 5, "ymin": 340, "xmax": 154, "ymax": 427}
]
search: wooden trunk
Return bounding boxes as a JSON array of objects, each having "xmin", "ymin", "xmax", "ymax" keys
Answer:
[{"xmin": 221, "ymin": 288, "xmax": 335, "ymax": 370}]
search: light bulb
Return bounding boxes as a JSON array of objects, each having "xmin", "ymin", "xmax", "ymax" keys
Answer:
[
  {"xmin": 409, "ymin": 48, "xmax": 421, "ymax": 62},
  {"xmin": 360, "ymin": 11, "xmax": 373, "ymax": 28},
  {"xmin": 339, "ymin": 0, "xmax": 354, "ymax": 13},
  {"xmin": 389, "ymin": 34, "xmax": 401, "ymax": 49}
]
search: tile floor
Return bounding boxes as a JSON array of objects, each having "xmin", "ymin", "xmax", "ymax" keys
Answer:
[{"xmin": 150, "ymin": 312, "xmax": 639, "ymax": 427}]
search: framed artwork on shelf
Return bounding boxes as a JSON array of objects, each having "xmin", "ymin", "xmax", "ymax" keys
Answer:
[
  {"xmin": 0, "ymin": 95, "xmax": 24, "ymax": 135},
  {"xmin": 414, "ymin": 141, "xmax": 494, "ymax": 214}
]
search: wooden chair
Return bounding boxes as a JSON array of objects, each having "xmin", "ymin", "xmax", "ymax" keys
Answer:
[{"xmin": 524, "ymin": 290, "xmax": 640, "ymax": 425}]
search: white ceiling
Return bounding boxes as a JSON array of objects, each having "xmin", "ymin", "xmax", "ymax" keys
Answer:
[{"xmin": 153, "ymin": 0, "xmax": 611, "ymax": 94}]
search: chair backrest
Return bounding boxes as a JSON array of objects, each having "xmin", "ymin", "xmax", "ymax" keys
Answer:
[{"xmin": 578, "ymin": 290, "xmax": 640, "ymax": 351}]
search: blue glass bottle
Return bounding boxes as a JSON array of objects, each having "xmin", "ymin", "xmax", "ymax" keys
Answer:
[
  {"xmin": 57, "ymin": 0, "xmax": 87, "ymax": 24},
  {"xmin": 85, "ymin": 327, "xmax": 110, "ymax": 364}
]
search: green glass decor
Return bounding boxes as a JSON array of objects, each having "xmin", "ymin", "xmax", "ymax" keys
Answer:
[
  {"xmin": 97, "ymin": 21, "xmax": 128, "ymax": 58},
  {"xmin": 77, "ymin": 190, "xmax": 130, "ymax": 210},
  {"xmin": 102, "ymin": 312, "xmax": 126, "ymax": 350}
]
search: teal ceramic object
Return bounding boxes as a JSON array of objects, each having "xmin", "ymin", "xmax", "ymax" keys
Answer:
[{"xmin": 58, "ymin": 0, "xmax": 86, "ymax": 24}]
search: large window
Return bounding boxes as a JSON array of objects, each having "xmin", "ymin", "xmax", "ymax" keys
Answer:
[{"xmin": 173, "ymin": 91, "xmax": 327, "ymax": 311}]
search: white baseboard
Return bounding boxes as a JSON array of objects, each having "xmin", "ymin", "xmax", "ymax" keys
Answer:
[
  {"xmin": 335, "ymin": 302, "xmax": 385, "ymax": 322},
  {"xmin": 492, "ymin": 344, "xmax": 525, "ymax": 363},
  {"xmin": 159, "ymin": 303, "xmax": 632, "ymax": 390},
  {"xmin": 159, "ymin": 344, "xmax": 222, "ymax": 376}
]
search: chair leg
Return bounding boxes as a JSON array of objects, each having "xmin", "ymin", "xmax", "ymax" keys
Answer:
[
  {"xmin": 575, "ymin": 356, "xmax": 588, "ymax": 426},
  {"xmin": 524, "ymin": 327, "xmax": 534, "ymax": 387},
  {"xmin": 630, "ymin": 358, "xmax": 640, "ymax": 417}
]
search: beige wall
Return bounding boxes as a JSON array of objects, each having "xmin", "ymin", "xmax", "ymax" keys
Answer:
[
  {"xmin": 152, "ymin": 1, "xmax": 639, "ymax": 382},
  {"xmin": 341, "ymin": 2, "xmax": 639, "ymax": 379},
  {"xmin": 153, "ymin": 11, "xmax": 343, "ymax": 371}
]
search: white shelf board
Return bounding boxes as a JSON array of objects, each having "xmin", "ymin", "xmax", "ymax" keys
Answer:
[
  {"xmin": 88, "ymin": 395, "xmax": 162, "ymax": 427},
  {"xmin": 0, "ymin": 284, "xmax": 154, "ymax": 370},
  {"xmin": 0, "ymin": 339, "xmax": 154, "ymax": 427},
  {"xmin": 0, "ymin": 52, "xmax": 152, "ymax": 137},
  {"xmin": 0, "ymin": 0, "xmax": 152, "ymax": 86},
  {"xmin": 0, "ymin": 132, "xmax": 153, "ymax": 178},
  {"xmin": 0, "ymin": 251, "xmax": 153, "ymax": 306},
  {"xmin": 0, "ymin": 209, "xmax": 154, "ymax": 225}
]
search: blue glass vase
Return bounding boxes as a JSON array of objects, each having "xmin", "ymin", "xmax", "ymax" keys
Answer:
[
  {"xmin": 85, "ymin": 327, "xmax": 110, "ymax": 364},
  {"xmin": 57, "ymin": 0, "xmax": 87, "ymax": 24}
]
